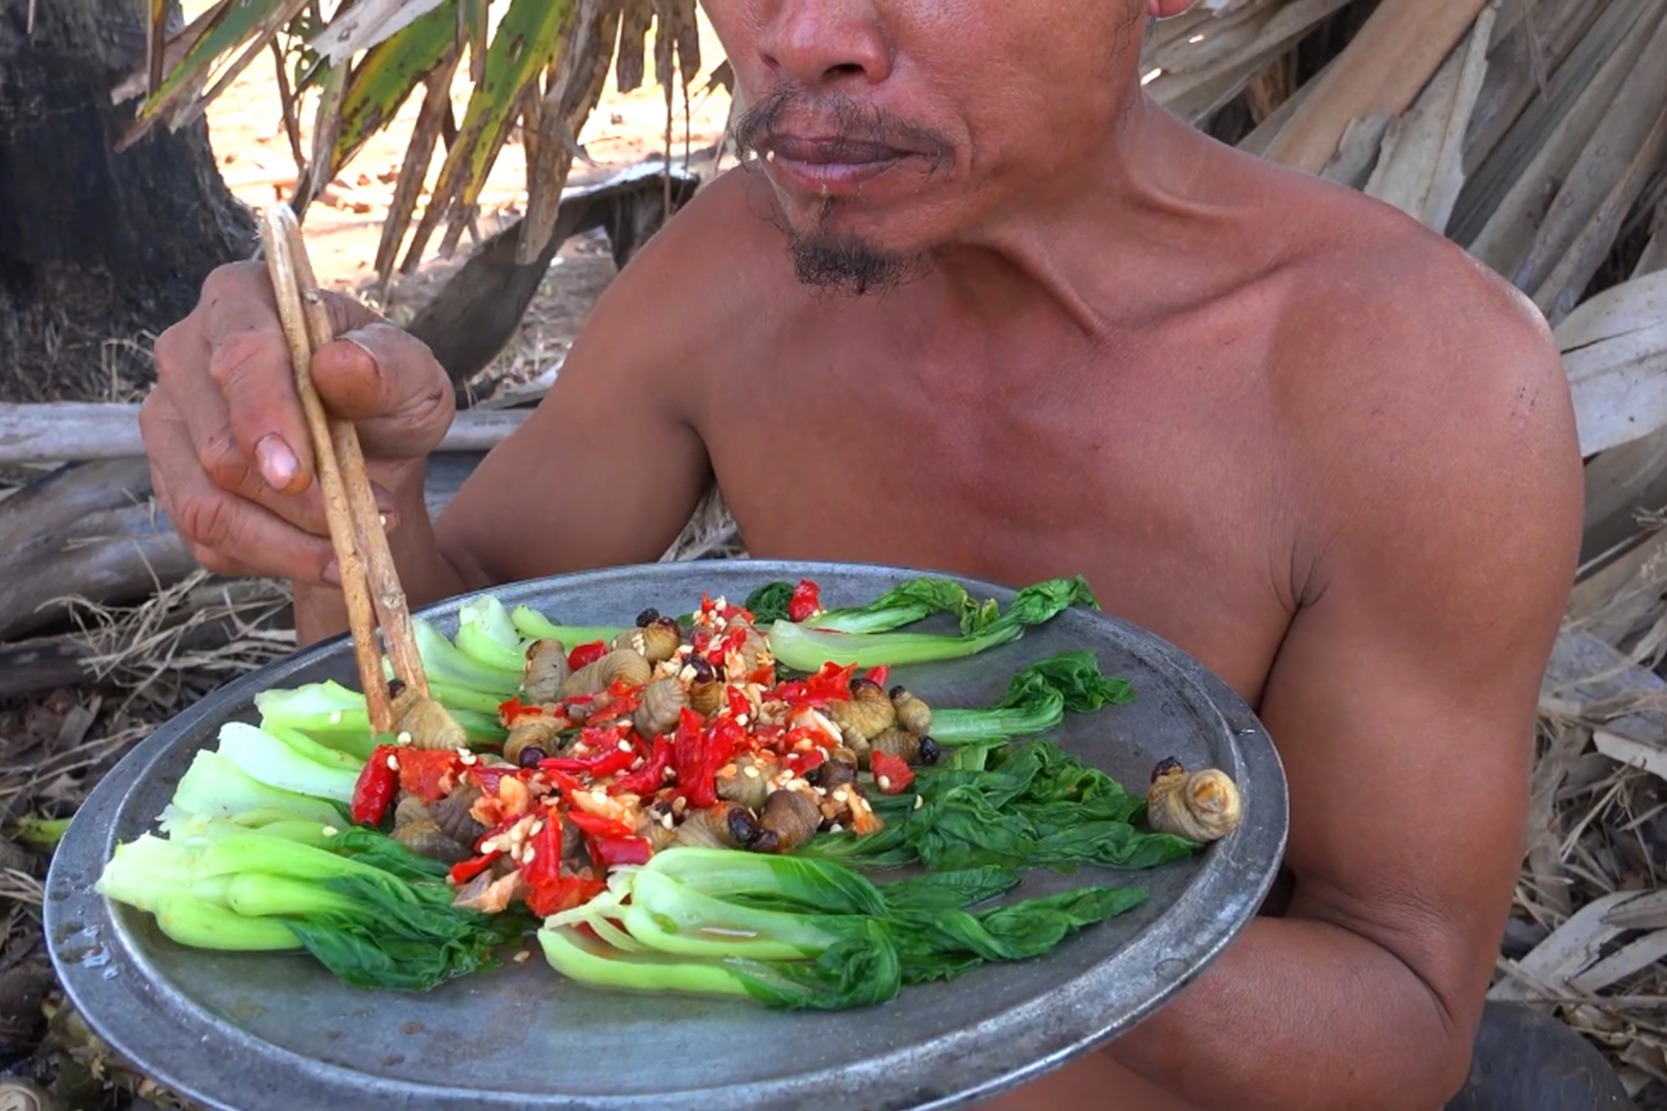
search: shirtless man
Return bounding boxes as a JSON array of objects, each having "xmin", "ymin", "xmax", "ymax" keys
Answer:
[{"xmin": 139, "ymin": 1, "xmax": 1599, "ymax": 1108}]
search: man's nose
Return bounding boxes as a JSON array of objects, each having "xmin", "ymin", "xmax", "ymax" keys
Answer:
[{"xmin": 756, "ymin": 1, "xmax": 892, "ymax": 87}]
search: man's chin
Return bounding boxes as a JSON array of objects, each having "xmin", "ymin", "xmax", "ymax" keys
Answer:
[{"xmin": 786, "ymin": 228, "xmax": 928, "ymax": 297}]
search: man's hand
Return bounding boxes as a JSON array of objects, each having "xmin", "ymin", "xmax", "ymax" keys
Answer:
[{"xmin": 141, "ymin": 260, "xmax": 456, "ymax": 586}]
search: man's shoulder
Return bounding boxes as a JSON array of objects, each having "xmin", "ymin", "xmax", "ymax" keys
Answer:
[
  {"xmin": 1268, "ymin": 192, "xmax": 1572, "ymax": 453},
  {"xmin": 1257, "ymin": 187, "xmax": 1582, "ymax": 562}
]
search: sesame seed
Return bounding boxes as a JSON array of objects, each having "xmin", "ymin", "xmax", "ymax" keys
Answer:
[
  {"xmin": 329, "ymin": 711, "xmax": 342, "ymax": 724},
  {"xmin": 460, "ymin": 752, "xmax": 478, "ymax": 765},
  {"xmin": 396, "ymin": 730, "xmax": 412, "ymax": 745},
  {"xmin": 523, "ymin": 846, "xmax": 536, "ymax": 863},
  {"xmin": 914, "ymin": 795, "xmax": 925, "ymax": 810},
  {"xmin": 829, "ymin": 822, "xmax": 843, "ymax": 833},
  {"xmin": 742, "ymin": 766, "xmax": 761, "ymax": 779},
  {"xmin": 528, "ymin": 820, "xmax": 545, "ymax": 836},
  {"xmin": 513, "ymin": 950, "xmax": 532, "ymax": 964},
  {"xmin": 481, "ymin": 837, "xmax": 502, "ymax": 854},
  {"xmin": 735, "ymin": 714, "xmax": 749, "ymax": 727},
  {"xmin": 385, "ymin": 755, "xmax": 399, "ymax": 770},
  {"xmin": 661, "ymin": 813, "xmax": 674, "ymax": 829},
  {"xmin": 321, "ymin": 825, "xmax": 339, "ymax": 837},
  {"xmin": 878, "ymin": 775, "xmax": 892, "ymax": 791},
  {"xmin": 617, "ymin": 739, "xmax": 633, "ymax": 752}
]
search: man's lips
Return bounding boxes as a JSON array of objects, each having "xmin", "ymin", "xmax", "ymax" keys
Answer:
[{"xmin": 756, "ymin": 136, "xmax": 912, "ymax": 194}]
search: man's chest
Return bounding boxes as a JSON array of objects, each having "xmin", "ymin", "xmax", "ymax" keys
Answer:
[{"xmin": 693, "ymin": 346, "xmax": 1296, "ymax": 705}]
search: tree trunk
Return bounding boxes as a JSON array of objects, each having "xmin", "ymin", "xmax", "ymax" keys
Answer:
[{"xmin": 0, "ymin": 0, "xmax": 254, "ymax": 403}]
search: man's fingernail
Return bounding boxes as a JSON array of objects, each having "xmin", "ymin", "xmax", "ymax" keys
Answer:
[
  {"xmin": 321, "ymin": 560, "xmax": 341, "ymax": 585},
  {"xmin": 255, "ymin": 436, "xmax": 298, "ymax": 489}
]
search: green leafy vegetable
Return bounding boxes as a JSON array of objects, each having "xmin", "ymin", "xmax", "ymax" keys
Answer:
[
  {"xmin": 930, "ymin": 650, "xmax": 1134, "ymax": 743},
  {"xmin": 537, "ymin": 847, "xmax": 1144, "ymax": 1011},
  {"xmin": 799, "ymin": 740, "xmax": 1199, "ymax": 874},
  {"xmin": 508, "ymin": 605, "xmax": 625, "ymax": 650},
  {"xmin": 454, "ymin": 595, "xmax": 527, "ymax": 674},
  {"xmin": 766, "ymin": 576, "xmax": 1098, "ymax": 670},
  {"xmin": 97, "ymin": 825, "xmax": 526, "ymax": 991}
]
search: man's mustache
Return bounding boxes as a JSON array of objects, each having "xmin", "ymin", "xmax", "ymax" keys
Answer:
[{"xmin": 730, "ymin": 87, "xmax": 953, "ymax": 172}]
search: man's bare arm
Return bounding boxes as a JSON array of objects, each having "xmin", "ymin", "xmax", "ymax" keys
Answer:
[{"xmin": 1105, "ymin": 286, "xmax": 1584, "ymax": 1108}]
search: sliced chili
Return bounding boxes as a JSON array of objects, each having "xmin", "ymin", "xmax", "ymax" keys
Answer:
[
  {"xmin": 448, "ymin": 852, "xmax": 499, "ymax": 885},
  {"xmin": 610, "ymin": 734, "xmax": 673, "ymax": 796},
  {"xmin": 565, "ymin": 808, "xmax": 636, "ymax": 841},
  {"xmin": 349, "ymin": 744, "xmax": 400, "ymax": 826},
  {"xmin": 521, "ymin": 806, "xmax": 565, "ymax": 888},
  {"xmin": 524, "ymin": 875, "xmax": 605, "ymax": 917},
  {"xmin": 396, "ymin": 748, "xmax": 462, "ymax": 803},
  {"xmin": 788, "ymin": 579, "xmax": 822, "ymax": 622},
  {"xmin": 870, "ymin": 751, "xmax": 914, "ymax": 794},
  {"xmin": 588, "ymin": 835, "xmax": 653, "ymax": 869},
  {"xmin": 566, "ymin": 640, "xmax": 608, "ymax": 670}
]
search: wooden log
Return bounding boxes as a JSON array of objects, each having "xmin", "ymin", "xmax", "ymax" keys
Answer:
[
  {"xmin": 1259, "ymin": 0, "xmax": 1493, "ymax": 175},
  {"xmin": 0, "ymin": 404, "xmax": 530, "ymax": 466},
  {"xmin": 0, "ymin": 451, "xmax": 487, "ymax": 642}
]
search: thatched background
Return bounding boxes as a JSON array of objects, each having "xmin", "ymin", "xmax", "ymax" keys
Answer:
[{"xmin": 3, "ymin": 0, "xmax": 1667, "ymax": 1106}]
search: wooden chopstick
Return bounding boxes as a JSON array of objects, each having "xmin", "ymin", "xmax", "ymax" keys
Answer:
[{"xmin": 258, "ymin": 205, "xmax": 429, "ymax": 734}]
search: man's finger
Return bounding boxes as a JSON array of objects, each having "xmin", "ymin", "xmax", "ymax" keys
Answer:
[
  {"xmin": 146, "ymin": 399, "xmax": 338, "ymax": 583},
  {"xmin": 198, "ymin": 262, "xmax": 316, "ymax": 496},
  {"xmin": 311, "ymin": 323, "xmax": 455, "ymax": 459}
]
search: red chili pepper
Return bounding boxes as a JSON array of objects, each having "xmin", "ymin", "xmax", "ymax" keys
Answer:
[
  {"xmin": 588, "ymin": 835, "xmax": 653, "ymax": 869},
  {"xmin": 672, "ymin": 708, "xmax": 708, "ymax": 806},
  {"xmin": 465, "ymin": 763, "xmax": 522, "ymax": 797},
  {"xmin": 865, "ymin": 666, "xmax": 890, "ymax": 689},
  {"xmin": 350, "ymin": 744, "xmax": 401, "ymax": 826},
  {"xmin": 565, "ymin": 808, "xmax": 637, "ymax": 841},
  {"xmin": 524, "ymin": 875, "xmax": 605, "ymax": 917},
  {"xmin": 448, "ymin": 852, "xmax": 500, "ymax": 885},
  {"xmin": 610, "ymin": 734, "xmax": 673, "ymax": 796},
  {"xmin": 396, "ymin": 748, "xmax": 463, "ymax": 804},
  {"xmin": 870, "ymin": 751, "xmax": 914, "ymax": 794},
  {"xmin": 584, "ymin": 681, "xmax": 645, "ymax": 726},
  {"xmin": 521, "ymin": 806, "xmax": 565, "ymax": 888},
  {"xmin": 788, "ymin": 579, "xmax": 822, "ymax": 622},
  {"xmin": 498, "ymin": 697, "xmax": 547, "ymax": 727},
  {"xmin": 539, "ymin": 767, "xmax": 587, "ymax": 799},
  {"xmin": 541, "ymin": 746, "xmax": 636, "ymax": 779},
  {"xmin": 783, "ymin": 748, "xmax": 827, "ymax": 775},
  {"xmin": 725, "ymin": 684, "xmax": 752, "ymax": 720},
  {"xmin": 567, "ymin": 640, "xmax": 608, "ymax": 670}
]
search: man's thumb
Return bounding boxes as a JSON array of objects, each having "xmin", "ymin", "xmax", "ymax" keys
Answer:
[{"xmin": 310, "ymin": 322, "xmax": 454, "ymax": 458}]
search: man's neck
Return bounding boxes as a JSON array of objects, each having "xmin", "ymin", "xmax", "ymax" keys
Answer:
[{"xmin": 925, "ymin": 98, "xmax": 1224, "ymax": 340}]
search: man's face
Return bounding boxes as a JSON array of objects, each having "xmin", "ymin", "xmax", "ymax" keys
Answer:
[{"xmin": 705, "ymin": 1, "xmax": 1155, "ymax": 294}]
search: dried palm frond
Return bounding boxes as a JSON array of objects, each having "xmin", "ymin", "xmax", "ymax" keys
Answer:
[{"xmin": 113, "ymin": 0, "xmax": 703, "ymax": 287}]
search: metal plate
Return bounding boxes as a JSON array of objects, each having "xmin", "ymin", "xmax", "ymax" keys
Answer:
[{"xmin": 47, "ymin": 560, "xmax": 1287, "ymax": 1111}]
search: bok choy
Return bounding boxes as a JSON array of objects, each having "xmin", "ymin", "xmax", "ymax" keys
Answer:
[
  {"xmin": 928, "ymin": 651, "xmax": 1134, "ymax": 743},
  {"xmin": 766, "ymin": 576, "xmax": 1099, "ymax": 671},
  {"xmin": 537, "ymin": 847, "xmax": 1146, "ymax": 1010},
  {"xmin": 98, "ymin": 825, "xmax": 526, "ymax": 990}
]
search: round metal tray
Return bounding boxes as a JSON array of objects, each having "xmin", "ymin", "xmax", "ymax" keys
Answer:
[{"xmin": 46, "ymin": 560, "xmax": 1287, "ymax": 1110}]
